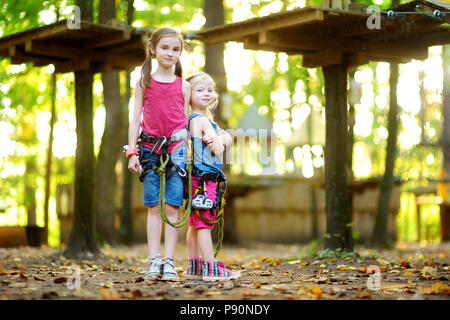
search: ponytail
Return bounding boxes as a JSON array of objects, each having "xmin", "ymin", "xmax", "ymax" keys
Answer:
[
  {"xmin": 140, "ymin": 56, "xmax": 153, "ymax": 88},
  {"xmin": 175, "ymin": 60, "xmax": 182, "ymax": 78}
]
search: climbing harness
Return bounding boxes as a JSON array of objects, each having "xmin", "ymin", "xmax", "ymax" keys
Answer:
[
  {"xmin": 137, "ymin": 129, "xmax": 192, "ymax": 228},
  {"xmin": 190, "ymin": 166, "xmax": 227, "ymax": 257},
  {"xmin": 136, "ymin": 127, "xmax": 228, "ymax": 257}
]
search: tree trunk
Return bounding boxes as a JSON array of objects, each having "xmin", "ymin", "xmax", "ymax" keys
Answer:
[
  {"xmin": 120, "ymin": 0, "xmax": 135, "ymax": 245},
  {"xmin": 372, "ymin": 62, "xmax": 399, "ymax": 247},
  {"xmin": 64, "ymin": 0, "xmax": 100, "ymax": 259},
  {"xmin": 43, "ymin": 72, "xmax": 56, "ymax": 245},
  {"xmin": 347, "ymin": 70, "xmax": 356, "ymax": 242},
  {"xmin": 305, "ymin": 74, "xmax": 318, "ymax": 239},
  {"xmin": 439, "ymin": 45, "xmax": 450, "ymax": 241},
  {"xmin": 204, "ymin": 0, "xmax": 235, "ymax": 243},
  {"xmin": 95, "ymin": 0, "xmax": 122, "ymax": 245},
  {"xmin": 25, "ymin": 157, "xmax": 37, "ymax": 227},
  {"xmin": 64, "ymin": 70, "xmax": 100, "ymax": 259},
  {"xmin": 323, "ymin": 63, "xmax": 353, "ymax": 251},
  {"xmin": 204, "ymin": 0, "xmax": 226, "ymax": 127}
]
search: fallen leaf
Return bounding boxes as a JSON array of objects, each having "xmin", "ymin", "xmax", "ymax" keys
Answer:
[
  {"xmin": 253, "ymin": 282, "xmax": 262, "ymax": 288},
  {"xmin": 419, "ymin": 282, "xmax": 450, "ymax": 295},
  {"xmin": 307, "ymin": 284, "xmax": 323, "ymax": 299},
  {"xmin": 100, "ymin": 287, "xmax": 121, "ymax": 300},
  {"xmin": 53, "ymin": 277, "xmax": 68, "ymax": 284},
  {"xmin": 42, "ymin": 291, "xmax": 59, "ymax": 299},
  {"xmin": 376, "ymin": 258, "xmax": 390, "ymax": 266},
  {"xmin": 336, "ymin": 265, "xmax": 356, "ymax": 271},
  {"xmin": 358, "ymin": 266, "xmax": 367, "ymax": 273},
  {"xmin": 400, "ymin": 261, "xmax": 410, "ymax": 268},
  {"xmin": 425, "ymin": 260, "xmax": 438, "ymax": 267},
  {"xmin": 206, "ymin": 291, "xmax": 221, "ymax": 296},
  {"xmin": 355, "ymin": 288, "xmax": 372, "ymax": 299},
  {"xmin": 421, "ymin": 266, "xmax": 437, "ymax": 280},
  {"xmin": 0, "ymin": 268, "xmax": 9, "ymax": 275}
]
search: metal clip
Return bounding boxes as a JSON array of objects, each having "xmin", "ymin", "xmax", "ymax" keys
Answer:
[{"xmin": 151, "ymin": 136, "xmax": 167, "ymax": 154}]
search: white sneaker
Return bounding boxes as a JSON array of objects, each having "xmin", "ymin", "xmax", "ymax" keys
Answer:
[
  {"xmin": 146, "ymin": 254, "xmax": 164, "ymax": 280},
  {"xmin": 161, "ymin": 258, "xmax": 179, "ymax": 281}
]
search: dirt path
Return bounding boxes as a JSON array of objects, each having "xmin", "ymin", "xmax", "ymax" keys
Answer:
[{"xmin": 0, "ymin": 242, "xmax": 449, "ymax": 300}]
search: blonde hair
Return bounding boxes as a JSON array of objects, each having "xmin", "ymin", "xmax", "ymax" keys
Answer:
[
  {"xmin": 140, "ymin": 27, "xmax": 184, "ymax": 88},
  {"xmin": 185, "ymin": 72, "xmax": 218, "ymax": 120}
]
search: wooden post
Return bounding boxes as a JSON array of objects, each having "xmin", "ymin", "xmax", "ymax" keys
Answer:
[
  {"xmin": 43, "ymin": 72, "xmax": 56, "ymax": 245},
  {"xmin": 416, "ymin": 201, "xmax": 421, "ymax": 242},
  {"xmin": 323, "ymin": 63, "xmax": 353, "ymax": 251}
]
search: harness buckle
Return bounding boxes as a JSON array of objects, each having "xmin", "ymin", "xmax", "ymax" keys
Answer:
[
  {"xmin": 178, "ymin": 168, "xmax": 187, "ymax": 178},
  {"xmin": 152, "ymin": 136, "xmax": 167, "ymax": 154}
]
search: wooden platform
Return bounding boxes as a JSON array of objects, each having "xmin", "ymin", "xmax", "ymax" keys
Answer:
[
  {"xmin": 0, "ymin": 20, "xmax": 150, "ymax": 73},
  {"xmin": 194, "ymin": 0, "xmax": 450, "ymax": 67}
]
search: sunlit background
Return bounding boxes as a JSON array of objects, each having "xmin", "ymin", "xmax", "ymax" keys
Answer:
[{"xmin": 0, "ymin": 0, "xmax": 446, "ymax": 246}]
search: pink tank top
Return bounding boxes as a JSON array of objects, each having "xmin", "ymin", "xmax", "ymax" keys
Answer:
[{"xmin": 141, "ymin": 76, "xmax": 187, "ymax": 154}]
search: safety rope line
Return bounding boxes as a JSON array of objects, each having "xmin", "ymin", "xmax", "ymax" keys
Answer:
[{"xmin": 365, "ymin": 8, "xmax": 448, "ymax": 19}]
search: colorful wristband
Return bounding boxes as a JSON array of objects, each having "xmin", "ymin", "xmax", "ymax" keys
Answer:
[{"xmin": 126, "ymin": 148, "xmax": 138, "ymax": 159}]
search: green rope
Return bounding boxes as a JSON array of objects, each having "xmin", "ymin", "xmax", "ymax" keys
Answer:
[
  {"xmin": 153, "ymin": 148, "xmax": 225, "ymax": 257},
  {"xmin": 214, "ymin": 210, "xmax": 224, "ymax": 258},
  {"xmin": 157, "ymin": 153, "xmax": 192, "ymax": 228}
]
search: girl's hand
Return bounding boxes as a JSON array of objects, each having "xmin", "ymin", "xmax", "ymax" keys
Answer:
[
  {"xmin": 202, "ymin": 133, "xmax": 214, "ymax": 145},
  {"xmin": 128, "ymin": 155, "xmax": 141, "ymax": 173}
]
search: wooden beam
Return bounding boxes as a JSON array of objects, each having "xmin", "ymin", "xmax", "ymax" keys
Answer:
[
  {"xmin": 303, "ymin": 49, "xmax": 343, "ymax": 68},
  {"xmin": 9, "ymin": 45, "xmax": 67, "ymax": 66},
  {"xmin": 199, "ymin": 8, "xmax": 325, "ymax": 45},
  {"xmin": 0, "ymin": 23, "xmax": 68, "ymax": 51},
  {"xmin": 336, "ymin": 19, "xmax": 387, "ymax": 38},
  {"xmin": 365, "ymin": 42, "xmax": 428, "ymax": 61},
  {"xmin": 54, "ymin": 59, "xmax": 90, "ymax": 73},
  {"xmin": 104, "ymin": 52, "xmax": 144, "ymax": 69},
  {"xmin": 8, "ymin": 45, "xmax": 15, "ymax": 56},
  {"xmin": 24, "ymin": 40, "xmax": 104, "ymax": 60},
  {"xmin": 243, "ymin": 36, "xmax": 310, "ymax": 55},
  {"xmin": 85, "ymin": 29, "xmax": 131, "ymax": 49},
  {"xmin": 106, "ymin": 35, "xmax": 147, "ymax": 53},
  {"xmin": 344, "ymin": 51, "xmax": 370, "ymax": 67},
  {"xmin": 258, "ymin": 30, "xmax": 344, "ymax": 51},
  {"xmin": 368, "ymin": 54, "xmax": 410, "ymax": 64}
]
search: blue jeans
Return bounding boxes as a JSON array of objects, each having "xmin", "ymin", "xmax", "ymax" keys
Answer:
[{"xmin": 142, "ymin": 143, "xmax": 187, "ymax": 208}]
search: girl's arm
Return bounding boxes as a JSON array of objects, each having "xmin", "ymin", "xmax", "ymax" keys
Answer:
[
  {"xmin": 203, "ymin": 120, "xmax": 225, "ymax": 155},
  {"xmin": 128, "ymin": 80, "xmax": 144, "ymax": 172},
  {"xmin": 182, "ymin": 80, "xmax": 191, "ymax": 118},
  {"xmin": 218, "ymin": 128, "xmax": 233, "ymax": 147},
  {"xmin": 190, "ymin": 117, "xmax": 225, "ymax": 156}
]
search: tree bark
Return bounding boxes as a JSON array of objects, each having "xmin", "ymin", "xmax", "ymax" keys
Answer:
[
  {"xmin": 95, "ymin": 0, "xmax": 123, "ymax": 245},
  {"xmin": 204, "ymin": 0, "xmax": 226, "ymax": 128},
  {"xmin": 204, "ymin": 0, "xmax": 235, "ymax": 243},
  {"xmin": 120, "ymin": 0, "xmax": 135, "ymax": 245},
  {"xmin": 372, "ymin": 62, "xmax": 399, "ymax": 247},
  {"xmin": 43, "ymin": 72, "xmax": 56, "ymax": 245},
  {"xmin": 64, "ymin": 69, "xmax": 101, "ymax": 259},
  {"xmin": 323, "ymin": 63, "xmax": 353, "ymax": 251},
  {"xmin": 64, "ymin": 0, "xmax": 100, "ymax": 259},
  {"xmin": 439, "ymin": 45, "xmax": 450, "ymax": 241}
]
